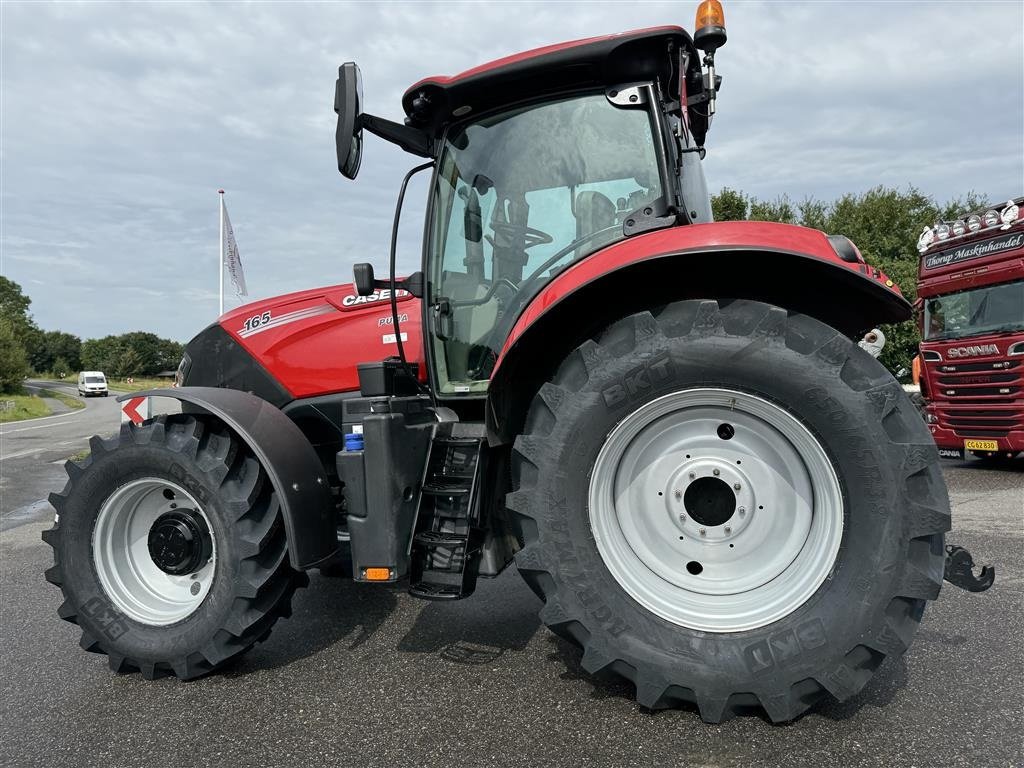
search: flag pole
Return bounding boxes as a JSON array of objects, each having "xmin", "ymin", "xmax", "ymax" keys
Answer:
[{"xmin": 218, "ymin": 189, "xmax": 225, "ymax": 316}]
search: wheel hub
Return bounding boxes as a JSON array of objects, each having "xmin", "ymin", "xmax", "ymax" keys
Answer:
[
  {"xmin": 668, "ymin": 459, "xmax": 755, "ymax": 543},
  {"xmin": 148, "ymin": 510, "xmax": 212, "ymax": 575},
  {"xmin": 683, "ymin": 476, "xmax": 735, "ymax": 527}
]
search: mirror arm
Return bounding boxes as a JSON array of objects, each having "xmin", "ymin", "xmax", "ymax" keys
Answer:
[
  {"xmin": 352, "ymin": 266, "xmax": 424, "ymax": 299},
  {"xmin": 360, "ymin": 113, "xmax": 433, "ymax": 158}
]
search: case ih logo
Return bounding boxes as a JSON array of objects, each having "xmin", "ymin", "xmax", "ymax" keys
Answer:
[
  {"xmin": 948, "ymin": 344, "xmax": 1000, "ymax": 358},
  {"xmin": 341, "ymin": 289, "xmax": 409, "ymax": 308},
  {"xmin": 924, "ymin": 232, "xmax": 1024, "ymax": 270}
]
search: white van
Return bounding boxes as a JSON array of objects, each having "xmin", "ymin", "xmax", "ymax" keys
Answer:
[{"xmin": 78, "ymin": 371, "xmax": 109, "ymax": 397}]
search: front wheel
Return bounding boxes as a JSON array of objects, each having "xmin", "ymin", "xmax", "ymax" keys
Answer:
[
  {"xmin": 508, "ymin": 300, "xmax": 949, "ymax": 722},
  {"xmin": 43, "ymin": 414, "xmax": 307, "ymax": 679}
]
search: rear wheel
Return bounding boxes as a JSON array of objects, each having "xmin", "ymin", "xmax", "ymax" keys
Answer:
[
  {"xmin": 43, "ymin": 414, "xmax": 307, "ymax": 679},
  {"xmin": 508, "ymin": 300, "xmax": 949, "ymax": 722}
]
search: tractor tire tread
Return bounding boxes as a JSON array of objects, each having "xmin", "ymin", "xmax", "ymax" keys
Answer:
[{"xmin": 507, "ymin": 299, "xmax": 948, "ymax": 722}]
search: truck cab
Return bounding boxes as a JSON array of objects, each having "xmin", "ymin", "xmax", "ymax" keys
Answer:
[{"xmin": 916, "ymin": 197, "xmax": 1024, "ymax": 460}]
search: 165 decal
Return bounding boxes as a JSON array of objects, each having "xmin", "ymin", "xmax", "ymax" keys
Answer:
[{"xmin": 242, "ymin": 311, "xmax": 272, "ymax": 332}]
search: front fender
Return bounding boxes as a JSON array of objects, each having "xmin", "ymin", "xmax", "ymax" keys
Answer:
[
  {"xmin": 486, "ymin": 221, "xmax": 910, "ymax": 443},
  {"xmin": 119, "ymin": 387, "xmax": 336, "ymax": 569}
]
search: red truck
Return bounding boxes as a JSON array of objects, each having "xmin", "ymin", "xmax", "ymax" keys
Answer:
[{"xmin": 916, "ymin": 197, "xmax": 1024, "ymax": 461}]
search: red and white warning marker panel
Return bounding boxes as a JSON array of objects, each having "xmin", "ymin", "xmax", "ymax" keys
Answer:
[{"xmin": 120, "ymin": 396, "xmax": 151, "ymax": 425}]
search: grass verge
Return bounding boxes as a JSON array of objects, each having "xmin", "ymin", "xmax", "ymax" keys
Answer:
[
  {"xmin": 106, "ymin": 377, "xmax": 173, "ymax": 393},
  {"xmin": 0, "ymin": 393, "xmax": 52, "ymax": 423},
  {"xmin": 39, "ymin": 388, "xmax": 86, "ymax": 411}
]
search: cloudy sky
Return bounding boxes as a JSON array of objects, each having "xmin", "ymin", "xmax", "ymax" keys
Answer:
[{"xmin": 2, "ymin": 1, "xmax": 1022, "ymax": 342}]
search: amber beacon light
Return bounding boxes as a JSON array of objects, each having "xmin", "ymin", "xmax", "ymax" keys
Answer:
[{"xmin": 694, "ymin": 0, "xmax": 728, "ymax": 52}]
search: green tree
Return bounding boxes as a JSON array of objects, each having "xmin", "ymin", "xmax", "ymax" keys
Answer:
[
  {"xmin": 81, "ymin": 335, "xmax": 120, "ymax": 373},
  {"xmin": 749, "ymin": 196, "xmax": 797, "ymax": 224},
  {"xmin": 706, "ymin": 185, "xmax": 988, "ymax": 375},
  {"xmin": 29, "ymin": 330, "xmax": 82, "ymax": 373},
  {"xmin": 0, "ymin": 320, "xmax": 29, "ymax": 393},
  {"xmin": 50, "ymin": 355, "xmax": 73, "ymax": 379},
  {"xmin": 81, "ymin": 332, "xmax": 184, "ymax": 377},
  {"xmin": 711, "ymin": 188, "xmax": 747, "ymax": 221},
  {"xmin": 114, "ymin": 347, "xmax": 143, "ymax": 377},
  {"xmin": 0, "ymin": 277, "xmax": 39, "ymax": 352},
  {"xmin": 153, "ymin": 338, "xmax": 184, "ymax": 373}
]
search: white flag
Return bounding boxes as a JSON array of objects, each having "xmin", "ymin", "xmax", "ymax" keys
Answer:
[{"xmin": 222, "ymin": 201, "xmax": 248, "ymax": 297}]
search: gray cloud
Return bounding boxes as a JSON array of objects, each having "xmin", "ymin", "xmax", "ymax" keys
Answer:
[{"xmin": 2, "ymin": 1, "xmax": 1021, "ymax": 342}]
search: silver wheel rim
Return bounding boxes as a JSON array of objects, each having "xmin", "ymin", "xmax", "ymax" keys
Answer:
[
  {"xmin": 589, "ymin": 388, "xmax": 843, "ymax": 633},
  {"xmin": 92, "ymin": 478, "xmax": 216, "ymax": 626}
]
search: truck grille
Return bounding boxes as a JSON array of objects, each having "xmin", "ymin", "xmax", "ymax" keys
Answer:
[
  {"xmin": 931, "ymin": 359, "xmax": 1022, "ymax": 403},
  {"xmin": 930, "ymin": 357, "xmax": 1023, "ymax": 437}
]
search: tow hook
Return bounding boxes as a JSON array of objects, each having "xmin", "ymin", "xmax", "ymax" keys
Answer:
[{"xmin": 943, "ymin": 545, "xmax": 995, "ymax": 592}]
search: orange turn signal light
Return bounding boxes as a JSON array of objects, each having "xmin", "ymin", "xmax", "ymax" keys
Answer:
[
  {"xmin": 695, "ymin": 0, "xmax": 725, "ymax": 31},
  {"xmin": 363, "ymin": 567, "xmax": 392, "ymax": 581}
]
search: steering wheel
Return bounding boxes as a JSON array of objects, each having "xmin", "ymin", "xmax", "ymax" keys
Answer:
[
  {"xmin": 519, "ymin": 224, "xmax": 619, "ymax": 288},
  {"xmin": 486, "ymin": 221, "xmax": 553, "ymax": 251}
]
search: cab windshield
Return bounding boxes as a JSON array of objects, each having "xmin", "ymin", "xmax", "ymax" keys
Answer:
[
  {"xmin": 428, "ymin": 92, "xmax": 663, "ymax": 394},
  {"xmin": 924, "ymin": 280, "xmax": 1024, "ymax": 341}
]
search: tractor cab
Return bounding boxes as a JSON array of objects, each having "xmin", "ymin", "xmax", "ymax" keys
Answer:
[{"xmin": 335, "ymin": 24, "xmax": 724, "ymax": 397}]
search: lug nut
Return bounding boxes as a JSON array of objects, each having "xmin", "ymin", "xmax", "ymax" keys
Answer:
[
  {"xmin": 699, "ymin": 528, "xmax": 707, "ymax": 536},
  {"xmin": 689, "ymin": 472, "xmax": 696, "ymax": 480},
  {"xmin": 675, "ymin": 489, "xmax": 682, "ymax": 500},
  {"xmin": 725, "ymin": 526, "xmax": 732, "ymax": 534},
  {"xmin": 738, "ymin": 507, "xmax": 746, "ymax": 516},
  {"xmin": 712, "ymin": 469, "xmax": 720, "ymax": 476},
  {"xmin": 733, "ymin": 482, "xmax": 741, "ymax": 490},
  {"xmin": 679, "ymin": 513, "xmax": 686, "ymax": 522}
]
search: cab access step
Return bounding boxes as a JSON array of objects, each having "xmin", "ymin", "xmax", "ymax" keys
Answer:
[{"xmin": 409, "ymin": 429, "xmax": 486, "ymax": 600}]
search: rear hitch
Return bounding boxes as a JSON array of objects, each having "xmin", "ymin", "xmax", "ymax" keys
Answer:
[{"xmin": 943, "ymin": 545, "xmax": 995, "ymax": 593}]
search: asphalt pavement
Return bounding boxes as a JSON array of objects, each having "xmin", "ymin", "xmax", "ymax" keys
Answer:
[
  {"xmin": 0, "ymin": 381, "xmax": 179, "ymax": 530},
  {"xmin": 0, "ymin": 401, "xmax": 1021, "ymax": 767}
]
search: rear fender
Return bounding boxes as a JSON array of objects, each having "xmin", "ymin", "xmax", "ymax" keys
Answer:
[
  {"xmin": 486, "ymin": 221, "xmax": 911, "ymax": 444},
  {"xmin": 119, "ymin": 387, "xmax": 337, "ymax": 569}
]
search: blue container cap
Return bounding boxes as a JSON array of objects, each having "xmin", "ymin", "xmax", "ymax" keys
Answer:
[{"xmin": 344, "ymin": 432, "xmax": 364, "ymax": 451}]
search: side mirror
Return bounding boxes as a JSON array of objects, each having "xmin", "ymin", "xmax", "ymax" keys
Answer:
[
  {"xmin": 353, "ymin": 263, "xmax": 375, "ymax": 296},
  {"xmin": 334, "ymin": 62, "xmax": 363, "ymax": 179}
]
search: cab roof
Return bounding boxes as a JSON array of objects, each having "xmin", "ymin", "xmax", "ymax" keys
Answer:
[{"xmin": 401, "ymin": 26, "xmax": 698, "ymax": 136}]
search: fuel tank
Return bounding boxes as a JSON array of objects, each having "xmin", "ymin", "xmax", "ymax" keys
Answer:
[{"xmin": 182, "ymin": 282, "xmax": 423, "ymax": 403}]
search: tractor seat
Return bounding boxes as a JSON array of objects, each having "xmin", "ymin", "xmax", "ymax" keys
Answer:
[{"xmin": 574, "ymin": 191, "xmax": 617, "ymax": 239}]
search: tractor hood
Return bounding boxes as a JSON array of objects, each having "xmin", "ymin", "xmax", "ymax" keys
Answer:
[{"xmin": 180, "ymin": 282, "xmax": 423, "ymax": 403}]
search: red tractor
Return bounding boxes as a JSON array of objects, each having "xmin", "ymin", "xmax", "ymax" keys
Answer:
[{"xmin": 43, "ymin": 5, "xmax": 992, "ymax": 722}]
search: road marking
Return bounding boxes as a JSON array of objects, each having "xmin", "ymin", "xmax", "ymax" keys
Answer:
[
  {"xmin": 0, "ymin": 416, "xmax": 86, "ymax": 435},
  {"xmin": 2, "ymin": 448, "xmax": 46, "ymax": 460}
]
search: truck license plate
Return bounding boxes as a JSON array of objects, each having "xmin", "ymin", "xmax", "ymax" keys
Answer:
[{"xmin": 964, "ymin": 439, "xmax": 999, "ymax": 451}]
